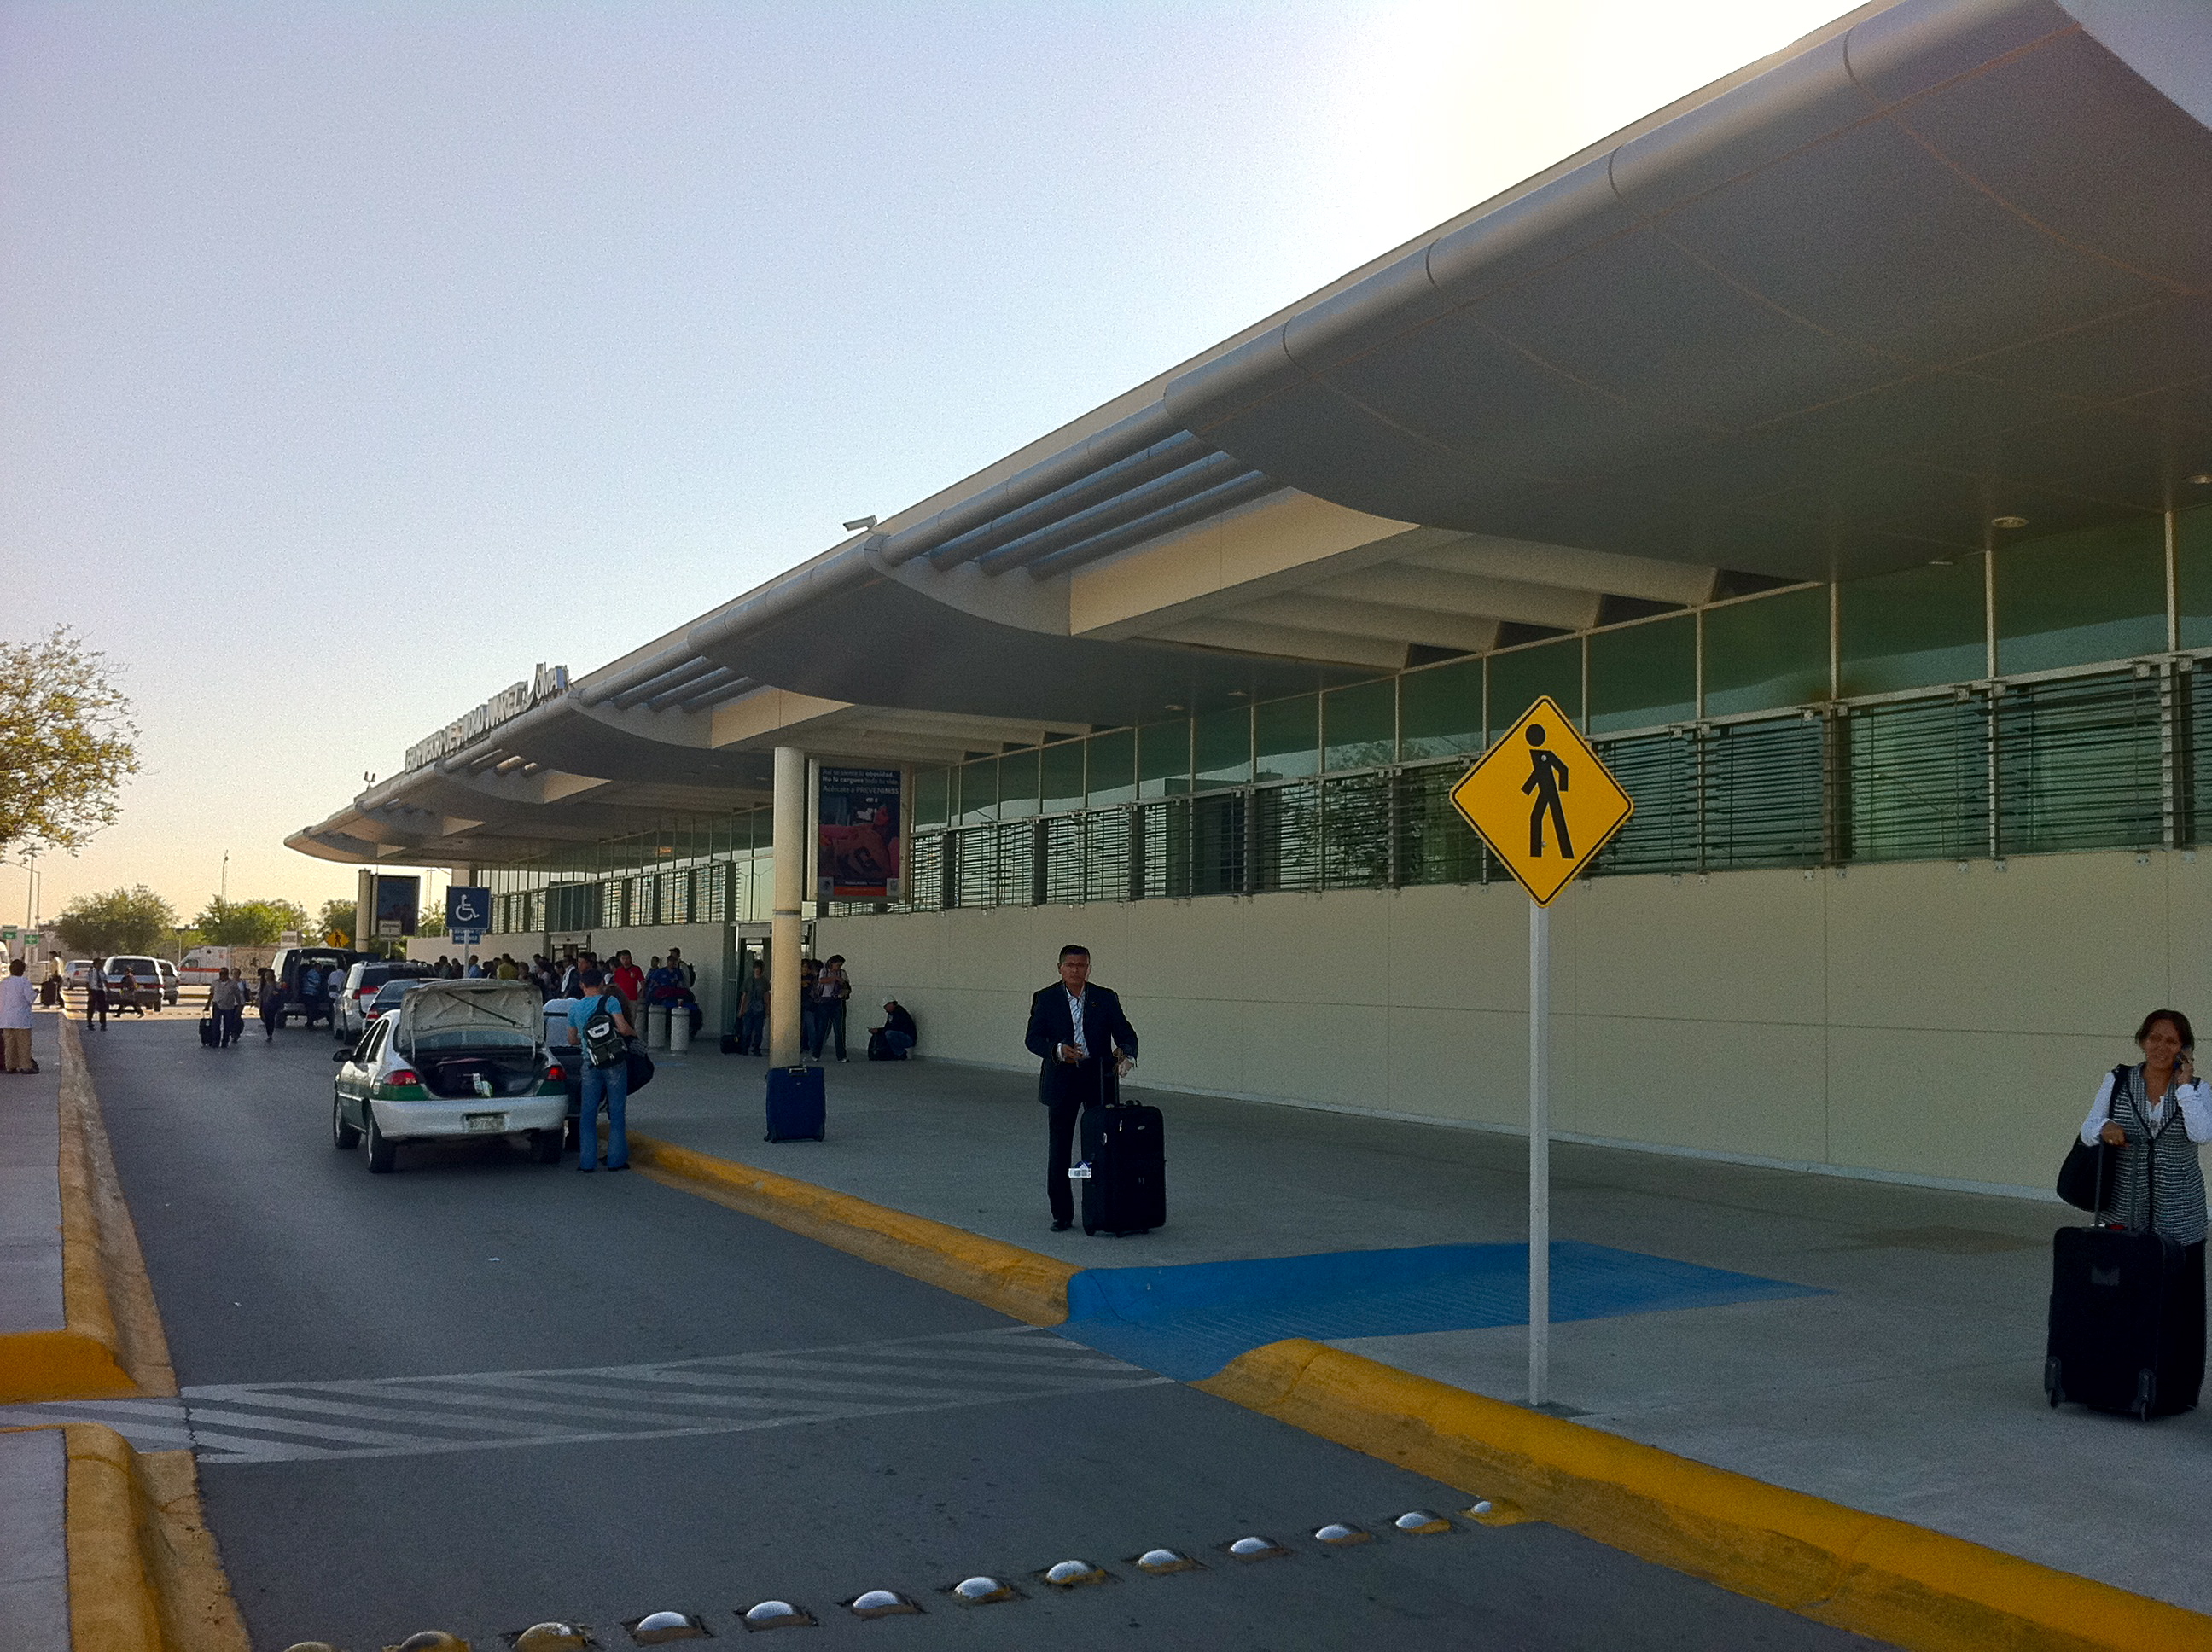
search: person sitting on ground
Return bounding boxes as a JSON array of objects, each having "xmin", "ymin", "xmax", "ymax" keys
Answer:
[
  {"xmin": 1, "ymin": 957, "xmax": 38, "ymax": 1074},
  {"xmin": 870, "ymin": 1000, "xmax": 917, "ymax": 1061}
]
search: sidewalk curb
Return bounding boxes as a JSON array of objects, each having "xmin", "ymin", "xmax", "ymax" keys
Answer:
[
  {"xmin": 630, "ymin": 1134, "xmax": 1076, "ymax": 1323},
  {"xmin": 1195, "ymin": 1339, "xmax": 2212, "ymax": 1652},
  {"xmin": 635, "ymin": 1131, "xmax": 2212, "ymax": 1652},
  {"xmin": 34, "ymin": 1421, "xmax": 249, "ymax": 1652},
  {"xmin": 0, "ymin": 1015, "xmax": 138, "ymax": 1404}
]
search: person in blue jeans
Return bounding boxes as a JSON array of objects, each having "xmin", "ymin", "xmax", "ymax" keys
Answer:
[{"xmin": 566, "ymin": 968, "xmax": 634, "ymax": 1172}]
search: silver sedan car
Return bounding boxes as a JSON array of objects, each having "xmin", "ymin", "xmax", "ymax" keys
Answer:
[{"xmin": 331, "ymin": 980, "xmax": 569, "ymax": 1173}]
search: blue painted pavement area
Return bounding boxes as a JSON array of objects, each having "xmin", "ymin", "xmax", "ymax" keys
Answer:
[{"xmin": 1059, "ymin": 1241, "xmax": 1825, "ymax": 1380}]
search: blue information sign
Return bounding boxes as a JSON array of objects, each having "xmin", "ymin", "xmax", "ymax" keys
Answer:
[{"xmin": 446, "ymin": 886, "xmax": 492, "ymax": 942}]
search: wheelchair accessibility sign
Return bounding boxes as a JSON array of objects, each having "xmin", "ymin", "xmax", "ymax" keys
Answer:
[
  {"xmin": 445, "ymin": 886, "xmax": 492, "ymax": 944},
  {"xmin": 1449, "ymin": 696, "xmax": 1633, "ymax": 906}
]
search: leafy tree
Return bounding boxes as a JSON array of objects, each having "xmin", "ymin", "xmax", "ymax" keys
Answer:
[
  {"xmin": 194, "ymin": 898, "xmax": 313, "ymax": 947},
  {"xmin": 416, "ymin": 902, "xmax": 447, "ymax": 938},
  {"xmin": 318, "ymin": 899, "xmax": 357, "ymax": 948},
  {"xmin": 54, "ymin": 886, "xmax": 177, "ymax": 958},
  {"xmin": 0, "ymin": 628, "xmax": 140, "ymax": 856}
]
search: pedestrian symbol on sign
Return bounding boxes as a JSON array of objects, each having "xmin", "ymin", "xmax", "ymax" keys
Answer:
[{"xmin": 1521, "ymin": 724, "xmax": 1572, "ymax": 858}]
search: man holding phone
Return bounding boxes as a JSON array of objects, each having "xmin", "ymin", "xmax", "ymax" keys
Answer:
[{"xmin": 1023, "ymin": 945, "xmax": 1138, "ymax": 1232}]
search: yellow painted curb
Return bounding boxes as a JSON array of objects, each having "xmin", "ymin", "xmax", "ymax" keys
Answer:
[
  {"xmin": 0, "ymin": 1015, "xmax": 137, "ymax": 1403},
  {"xmin": 630, "ymin": 1132, "xmax": 1076, "ymax": 1324},
  {"xmin": 27, "ymin": 1422, "xmax": 251, "ymax": 1652},
  {"xmin": 1195, "ymin": 1339, "xmax": 2212, "ymax": 1652},
  {"xmin": 637, "ymin": 1132, "xmax": 2212, "ymax": 1652}
]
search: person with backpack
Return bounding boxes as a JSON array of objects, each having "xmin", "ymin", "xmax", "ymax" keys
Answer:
[{"xmin": 566, "ymin": 968, "xmax": 634, "ymax": 1173}]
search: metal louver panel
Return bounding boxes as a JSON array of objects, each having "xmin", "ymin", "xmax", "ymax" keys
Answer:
[
  {"xmin": 1995, "ymin": 671, "xmax": 2165, "ymax": 856},
  {"xmin": 1322, "ymin": 772, "xmax": 1394, "ymax": 890},
  {"xmin": 1394, "ymin": 766, "xmax": 1487, "ymax": 888},
  {"xmin": 1703, "ymin": 718, "xmax": 1825, "ymax": 870},
  {"xmin": 1254, "ymin": 782, "xmax": 1321, "ymax": 893},
  {"xmin": 1847, "ymin": 695, "xmax": 1992, "ymax": 864}
]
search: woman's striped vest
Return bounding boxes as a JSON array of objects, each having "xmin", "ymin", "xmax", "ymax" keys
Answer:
[{"xmin": 2096, "ymin": 1062, "xmax": 2209, "ymax": 1247}]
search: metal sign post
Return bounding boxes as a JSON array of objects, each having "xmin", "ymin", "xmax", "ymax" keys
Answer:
[
  {"xmin": 1528, "ymin": 897, "xmax": 1550, "ymax": 1407},
  {"xmin": 1447, "ymin": 695, "xmax": 1633, "ymax": 1411}
]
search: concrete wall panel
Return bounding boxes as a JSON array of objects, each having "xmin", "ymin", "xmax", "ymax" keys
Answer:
[{"xmin": 812, "ymin": 846, "xmax": 2198, "ymax": 1195}]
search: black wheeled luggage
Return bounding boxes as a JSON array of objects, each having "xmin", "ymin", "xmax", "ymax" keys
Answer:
[
  {"xmin": 2046, "ymin": 1224, "xmax": 2197, "ymax": 1417},
  {"xmin": 197, "ymin": 1014, "xmax": 219, "ymax": 1048},
  {"xmin": 2046, "ymin": 1126, "xmax": 2203, "ymax": 1420},
  {"xmin": 1080, "ymin": 1099, "xmax": 1165, "ymax": 1236},
  {"xmin": 765, "ymin": 1064, "xmax": 825, "ymax": 1142}
]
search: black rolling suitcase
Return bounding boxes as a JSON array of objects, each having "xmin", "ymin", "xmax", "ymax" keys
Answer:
[
  {"xmin": 765, "ymin": 1064, "xmax": 825, "ymax": 1142},
  {"xmin": 197, "ymin": 1013, "xmax": 219, "ymax": 1048},
  {"xmin": 2046, "ymin": 1131, "xmax": 2202, "ymax": 1420},
  {"xmin": 1078, "ymin": 1056, "xmax": 1164, "ymax": 1236}
]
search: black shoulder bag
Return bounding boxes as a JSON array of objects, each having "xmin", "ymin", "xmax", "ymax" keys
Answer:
[{"xmin": 2057, "ymin": 1063, "xmax": 2130, "ymax": 1212}]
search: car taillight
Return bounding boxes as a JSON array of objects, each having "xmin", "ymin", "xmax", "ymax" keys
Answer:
[
  {"xmin": 544, "ymin": 1063, "xmax": 565, "ymax": 1081},
  {"xmin": 387, "ymin": 1068, "xmax": 419, "ymax": 1086}
]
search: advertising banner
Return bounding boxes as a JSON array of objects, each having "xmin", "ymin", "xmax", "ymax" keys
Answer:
[
  {"xmin": 373, "ymin": 875, "xmax": 420, "ymax": 939},
  {"xmin": 817, "ymin": 767, "xmax": 902, "ymax": 901}
]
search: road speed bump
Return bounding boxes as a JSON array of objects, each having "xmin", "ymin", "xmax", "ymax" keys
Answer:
[
  {"xmin": 946, "ymin": 1576, "xmax": 1021, "ymax": 1604},
  {"xmin": 845, "ymin": 1590, "xmax": 920, "ymax": 1619},
  {"xmin": 1313, "ymin": 1523, "xmax": 1371, "ymax": 1546},
  {"xmin": 738, "ymin": 1600, "xmax": 814, "ymax": 1632},
  {"xmin": 624, "ymin": 1611, "xmax": 707, "ymax": 1643},
  {"xmin": 1132, "ymin": 1549, "xmax": 1203, "ymax": 1575},
  {"xmin": 507, "ymin": 1623, "xmax": 597, "ymax": 1650}
]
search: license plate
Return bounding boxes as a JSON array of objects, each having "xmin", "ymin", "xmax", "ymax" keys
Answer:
[{"xmin": 463, "ymin": 1112, "xmax": 508, "ymax": 1133}]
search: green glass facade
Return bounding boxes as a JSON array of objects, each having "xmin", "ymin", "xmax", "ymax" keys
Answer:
[{"xmin": 480, "ymin": 506, "xmax": 2212, "ymax": 934}]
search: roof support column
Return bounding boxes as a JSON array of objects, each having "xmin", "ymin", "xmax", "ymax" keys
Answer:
[{"xmin": 770, "ymin": 745, "xmax": 806, "ymax": 1067}]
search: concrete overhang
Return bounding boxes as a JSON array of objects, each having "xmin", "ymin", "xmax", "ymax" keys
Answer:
[{"xmin": 1160, "ymin": 0, "xmax": 2212, "ymax": 579}]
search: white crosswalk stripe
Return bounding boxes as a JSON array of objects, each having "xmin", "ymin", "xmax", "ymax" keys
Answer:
[{"xmin": 0, "ymin": 1327, "xmax": 1167, "ymax": 1464}]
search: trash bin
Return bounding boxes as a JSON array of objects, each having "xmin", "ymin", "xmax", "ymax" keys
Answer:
[
  {"xmin": 668, "ymin": 1005, "xmax": 691, "ymax": 1052},
  {"xmin": 646, "ymin": 1003, "xmax": 670, "ymax": 1050}
]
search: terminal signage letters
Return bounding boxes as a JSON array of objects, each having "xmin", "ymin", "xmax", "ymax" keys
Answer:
[
  {"xmin": 1449, "ymin": 695, "xmax": 1633, "ymax": 906},
  {"xmin": 446, "ymin": 886, "xmax": 491, "ymax": 945},
  {"xmin": 404, "ymin": 663, "xmax": 569, "ymax": 773},
  {"xmin": 817, "ymin": 767, "xmax": 903, "ymax": 902}
]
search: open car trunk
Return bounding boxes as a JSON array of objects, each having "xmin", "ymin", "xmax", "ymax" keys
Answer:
[
  {"xmin": 416, "ymin": 1051, "xmax": 544, "ymax": 1100},
  {"xmin": 393, "ymin": 981, "xmax": 544, "ymax": 1100}
]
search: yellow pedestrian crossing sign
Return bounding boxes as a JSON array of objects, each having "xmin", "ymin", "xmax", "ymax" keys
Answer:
[{"xmin": 1449, "ymin": 695, "xmax": 1633, "ymax": 905}]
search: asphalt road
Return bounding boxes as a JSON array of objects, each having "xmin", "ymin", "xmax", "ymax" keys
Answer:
[{"xmin": 79, "ymin": 1015, "xmax": 1890, "ymax": 1651}]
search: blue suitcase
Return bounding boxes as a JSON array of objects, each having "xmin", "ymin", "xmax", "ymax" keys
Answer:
[{"xmin": 765, "ymin": 1065, "xmax": 825, "ymax": 1142}]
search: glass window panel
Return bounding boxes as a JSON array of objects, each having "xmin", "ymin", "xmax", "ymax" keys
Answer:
[
  {"xmin": 913, "ymin": 767, "xmax": 948, "ymax": 829},
  {"xmin": 997, "ymin": 748, "xmax": 1040, "ymax": 819},
  {"xmin": 1704, "ymin": 586, "xmax": 1830, "ymax": 718},
  {"xmin": 1086, "ymin": 728, "xmax": 1136, "ymax": 806},
  {"xmin": 1487, "ymin": 638, "xmax": 1581, "ymax": 736},
  {"xmin": 1399, "ymin": 658, "xmax": 1482, "ymax": 760},
  {"xmin": 955, "ymin": 757, "xmax": 998, "ymax": 826},
  {"xmin": 1998, "ymin": 519, "xmax": 2164, "ymax": 676},
  {"xmin": 1039, "ymin": 741, "xmax": 1086, "ymax": 814},
  {"xmin": 1324, "ymin": 679, "xmax": 1395, "ymax": 771},
  {"xmin": 1838, "ymin": 555, "xmax": 1986, "ymax": 697},
  {"xmin": 1254, "ymin": 695, "xmax": 1319, "ymax": 781},
  {"xmin": 1587, "ymin": 615, "xmax": 1694, "ymax": 735},
  {"xmin": 2177, "ymin": 504, "xmax": 2212, "ymax": 650},
  {"xmin": 1138, "ymin": 720, "xmax": 1191, "ymax": 800},
  {"xmin": 1193, "ymin": 707, "xmax": 1252, "ymax": 788}
]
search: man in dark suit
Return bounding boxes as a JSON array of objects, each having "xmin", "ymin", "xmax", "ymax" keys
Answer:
[{"xmin": 1024, "ymin": 944, "xmax": 1139, "ymax": 1232}]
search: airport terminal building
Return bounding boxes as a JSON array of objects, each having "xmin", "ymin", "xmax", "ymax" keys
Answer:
[{"xmin": 295, "ymin": 0, "xmax": 2212, "ymax": 1198}]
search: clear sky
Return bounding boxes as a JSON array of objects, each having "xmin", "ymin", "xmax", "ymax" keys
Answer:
[{"xmin": 1, "ymin": 0, "xmax": 1857, "ymax": 934}]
